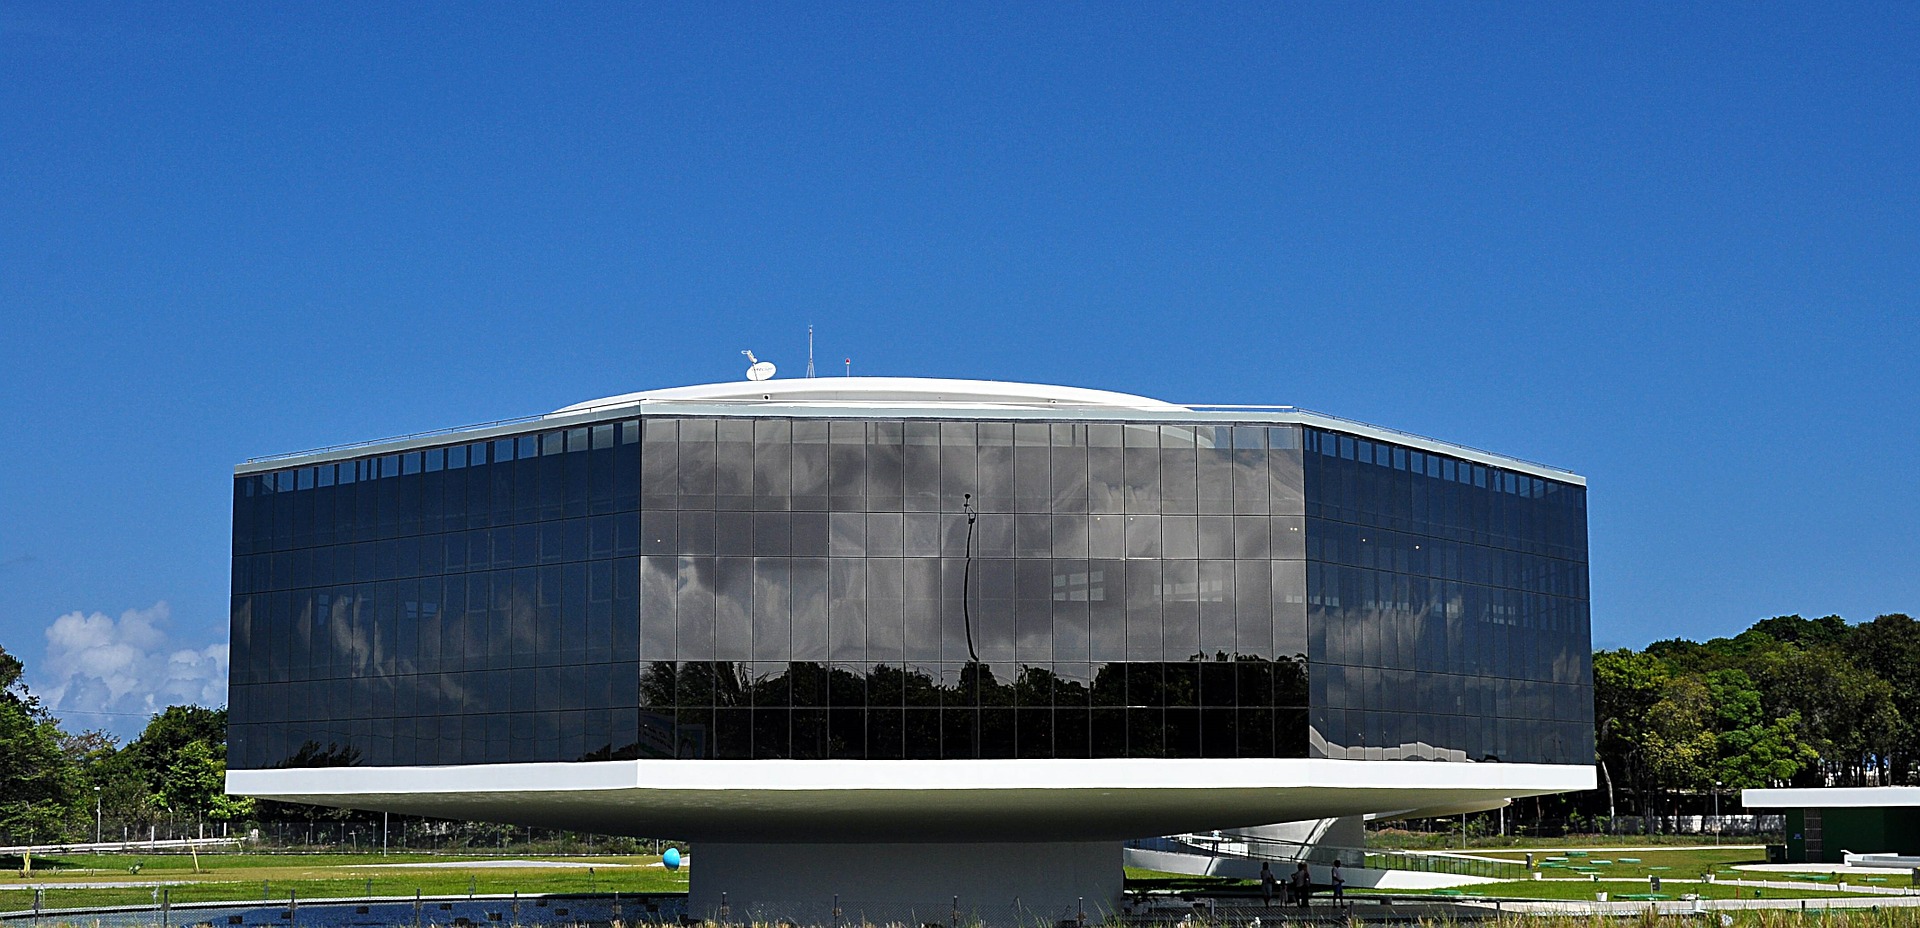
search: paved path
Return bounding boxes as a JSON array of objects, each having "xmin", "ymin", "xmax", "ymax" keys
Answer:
[
  {"xmin": 1, "ymin": 838, "xmax": 240, "ymax": 856},
  {"xmin": 1737, "ymin": 862, "xmax": 1920, "ymax": 878},
  {"xmin": 8, "ymin": 880, "xmax": 194, "ymax": 890},
  {"xmin": 1402, "ymin": 845, "xmax": 1768, "ymax": 864},
  {"xmin": 1713, "ymin": 878, "xmax": 1920, "ymax": 897},
  {"xmin": 1488, "ymin": 895, "xmax": 1920, "ymax": 916}
]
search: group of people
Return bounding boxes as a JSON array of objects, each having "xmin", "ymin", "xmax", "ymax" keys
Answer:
[{"xmin": 1258, "ymin": 859, "xmax": 1345, "ymax": 909}]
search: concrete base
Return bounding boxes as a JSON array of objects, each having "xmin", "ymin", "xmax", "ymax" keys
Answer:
[{"xmin": 689, "ymin": 841, "xmax": 1122, "ymax": 926}]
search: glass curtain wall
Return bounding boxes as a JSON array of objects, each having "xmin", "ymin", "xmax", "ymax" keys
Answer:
[
  {"xmin": 1302, "ymin": 428, "xmax": 1593, "ymax": 765},
  {"xmin": 228, "ymin": 415, "xmax": 1591, "ymax": 769},
  {"xmin": 230, "ymin": 419, "xmax": 1313, "ymax": 767}
]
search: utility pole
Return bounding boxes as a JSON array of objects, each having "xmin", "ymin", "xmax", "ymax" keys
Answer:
[{"xmin": 1713, "ymin": 782, "xmax": 1722, "ymax": 846}]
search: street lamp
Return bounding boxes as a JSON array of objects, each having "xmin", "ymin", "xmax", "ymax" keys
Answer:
[{"xmin": 94, "ymin": 787, "xmax": 103, "ymax": 845}]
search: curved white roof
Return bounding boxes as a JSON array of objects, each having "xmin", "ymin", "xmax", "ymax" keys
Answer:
[
  {"xmin": 239, "ymin": 377, "xmax": 1583, "ymax": 485},
  {"xmin": 550, "ymin": 377, "xmax": 1186, "ymax": 415}
]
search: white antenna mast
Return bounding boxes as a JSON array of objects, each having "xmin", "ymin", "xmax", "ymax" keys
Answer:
[
  {"xmin": 844, "ymin": 357, "xmax": 851, "ymax": 377},
  {"xmin": 806, "ymin": 325, "xmax": 816, "ymax": 378}
]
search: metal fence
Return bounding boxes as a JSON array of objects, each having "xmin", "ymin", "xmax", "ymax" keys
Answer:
[
  {"xmin": 3, "ymin": 892, "xmax": 684, "ymax": 928},
  {"xmin": 3, "ymin": 820, "xmax": 673, "ymax": 859}
]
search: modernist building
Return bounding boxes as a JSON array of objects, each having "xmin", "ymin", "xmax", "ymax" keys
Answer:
[
  {"xmin": 1744, "ymin": 787, "xmax": 1920, "ymax": 863},
  {"xmin": 226, "ymin": 378, "xmax": 1594, "ymax": 921}
]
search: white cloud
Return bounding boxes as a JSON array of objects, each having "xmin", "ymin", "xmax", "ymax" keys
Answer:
[{"xmin": 37, "ymin": 602, "xmax": 228, "ymax": 735}]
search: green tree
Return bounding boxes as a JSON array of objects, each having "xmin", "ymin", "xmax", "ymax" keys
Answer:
[
  {"xmin": 123, "ymin": 705, "xmax": 228, "ymax": 782},
  {"xmin": 114, "ymin": 705, "xmax": 234, "ymax": 831},
  {"xmin": 1593, "ymin": 648, "xmax": 1668, "ymax": 815},
  {"xmin": 1700, "ymin": 668, "xmax": 1816, "ymax": 787},
  {"xmin": 1752, "ymin": 642, "xmax": 1902, "ymax": 786},
  {"xmin": 1716, "ymin": 711, "xmax": 1819, "ymax": 788},
  {"xmin": 1642, "ymin": 673, "xmax": 1716, "ymax": 794},
  {"xmin": 0, "ymin": 644, "xmax": 87, "ymax": 841},
  {"xmin": 90, "ymin": 746, "xmax": 162, "ymax": 832},
  {"xmin": 1850, "ymin": 614, "xmax": 1920, "ymax": 784},
  {"xmin": 1748, "ymin": 614, "xmax": 1850, "ymax": 648},
  {"xmin": 158, "ymin": 740, "xmax": 226, "ymax": 822}
]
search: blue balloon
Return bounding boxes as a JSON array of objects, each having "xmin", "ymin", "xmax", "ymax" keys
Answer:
[{"xmin": 663, "ymin": 847, "xmax": 682, "ymax": 871}]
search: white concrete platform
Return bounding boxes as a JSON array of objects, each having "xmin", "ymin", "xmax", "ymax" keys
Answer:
[
  {"xmin": 229, "ymin": 757, "xmax": 1590, "ymax": 924},
  {"xmin": 228, "ymin": 758, "xmax": 1593, "ymax": 842}
]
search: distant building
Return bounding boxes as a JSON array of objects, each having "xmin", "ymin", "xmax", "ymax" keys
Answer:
[
  {"xmin": 226, "ymin": 377, "xmax": 1594, "ymax": 923},
  {"xmin": 1744, "ymin": 787, "xmax": 1920, "ymax": 862}
]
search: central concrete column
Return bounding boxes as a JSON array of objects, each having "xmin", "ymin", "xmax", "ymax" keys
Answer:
[{"xmin": 689, "ymin": 841, "xmax": 1123, "ymax": 927}]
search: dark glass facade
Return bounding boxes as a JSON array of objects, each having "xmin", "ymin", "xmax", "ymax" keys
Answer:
[
  {"xmin": 228, "ymin": 414, "xmax": 1590, "ymax": 769},
  {"xmin": 1301, "ymin": 428, "xmax": 1591, "ymax": 764}
]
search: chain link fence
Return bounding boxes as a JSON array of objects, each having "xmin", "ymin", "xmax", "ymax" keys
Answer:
[{"xmin": 4, "ymin": 819, "xmax": 676, "ymax": 858}]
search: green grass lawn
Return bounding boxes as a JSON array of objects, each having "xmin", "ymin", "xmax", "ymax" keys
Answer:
[
  {"xmin": 1361, "ymin": 880, "xmax": 1873, "ymax": 902},
  {"xmin": 1122, "ymin": 869, "xmax": 1250, "ymax": 893},
  {"xmin": 2, "ymin": 853, "xmax": 689, "ymax": 911},
  {"xmin": 1368, "ymin": 830, "xmax": 1775, "ymax": 851},
  {"xmin": 1465, "ymin": 846, "xmax": 1765, "ymax": 880}
]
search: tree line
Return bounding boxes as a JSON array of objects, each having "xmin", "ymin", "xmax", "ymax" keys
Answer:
[
  {"xmin": 1593, "ymin": 612, "xmax": 1920, "ymax": 822},
  {"xmin": 7, "ymin": 613, "xmax": 1917, "ymax": 842},
  {"xmin": 1, "ymin": 643, "xmax": 250, "ymax": 844}
]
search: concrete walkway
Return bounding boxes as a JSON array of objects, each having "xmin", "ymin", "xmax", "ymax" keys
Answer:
[
  {"xmin": 1400, "ymin": 844, "xmax": 1768, "ymax": 864},
  {"xmin": 1712, "ymin": 878, "xmax": 1920, "ymax": 897},
  {"xmin": 1486, "ymin": 895, "xmax": 1920, "ymax": 917},
  {"xmin": 7, "ymin": 880, "xmax": 193, "ymax": 891},
  {"xmin": 0, "ymin": 838, "xmax": 240, "ymax": 856}
]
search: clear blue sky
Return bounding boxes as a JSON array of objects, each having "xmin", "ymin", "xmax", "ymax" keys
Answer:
[{"xmin": 3, "ymin": 3, "xmax": 1916, "ymax": 737}]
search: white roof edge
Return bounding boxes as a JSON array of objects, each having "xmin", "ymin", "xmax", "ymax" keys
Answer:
[
  {"xmin": 235, "ymin": 378, "xmax": 1584, "ymax": 485},
  {"xmin": 550, "ymin": 377, "xmax": 1188, "ymax": 415},
  {"xmin": 1742, "ymin": 786, "xmax": 1920, "ymax": 808}
]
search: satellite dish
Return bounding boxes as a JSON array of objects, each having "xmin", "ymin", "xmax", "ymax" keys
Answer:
[{"xmin": 742, "ymin": 349, "xmax": 776, "ymax": 381}]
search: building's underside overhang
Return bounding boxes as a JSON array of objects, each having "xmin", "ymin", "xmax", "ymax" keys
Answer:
[{"xmin": 229, "ymin": 757, "xmax": 1593, "ymax": 842}]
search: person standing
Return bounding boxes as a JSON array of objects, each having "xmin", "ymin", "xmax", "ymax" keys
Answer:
[
  {"xmin": 1260, "ymin": 861, "xmax": 1277, "ymax": 907},
  {"xmin": 1331, "ymin": 859, "xmax": 1346, "ymax": 905},
  {"xmin": 1292, "ymin": 862, "xmax": 1311, "ymax": 908}
]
